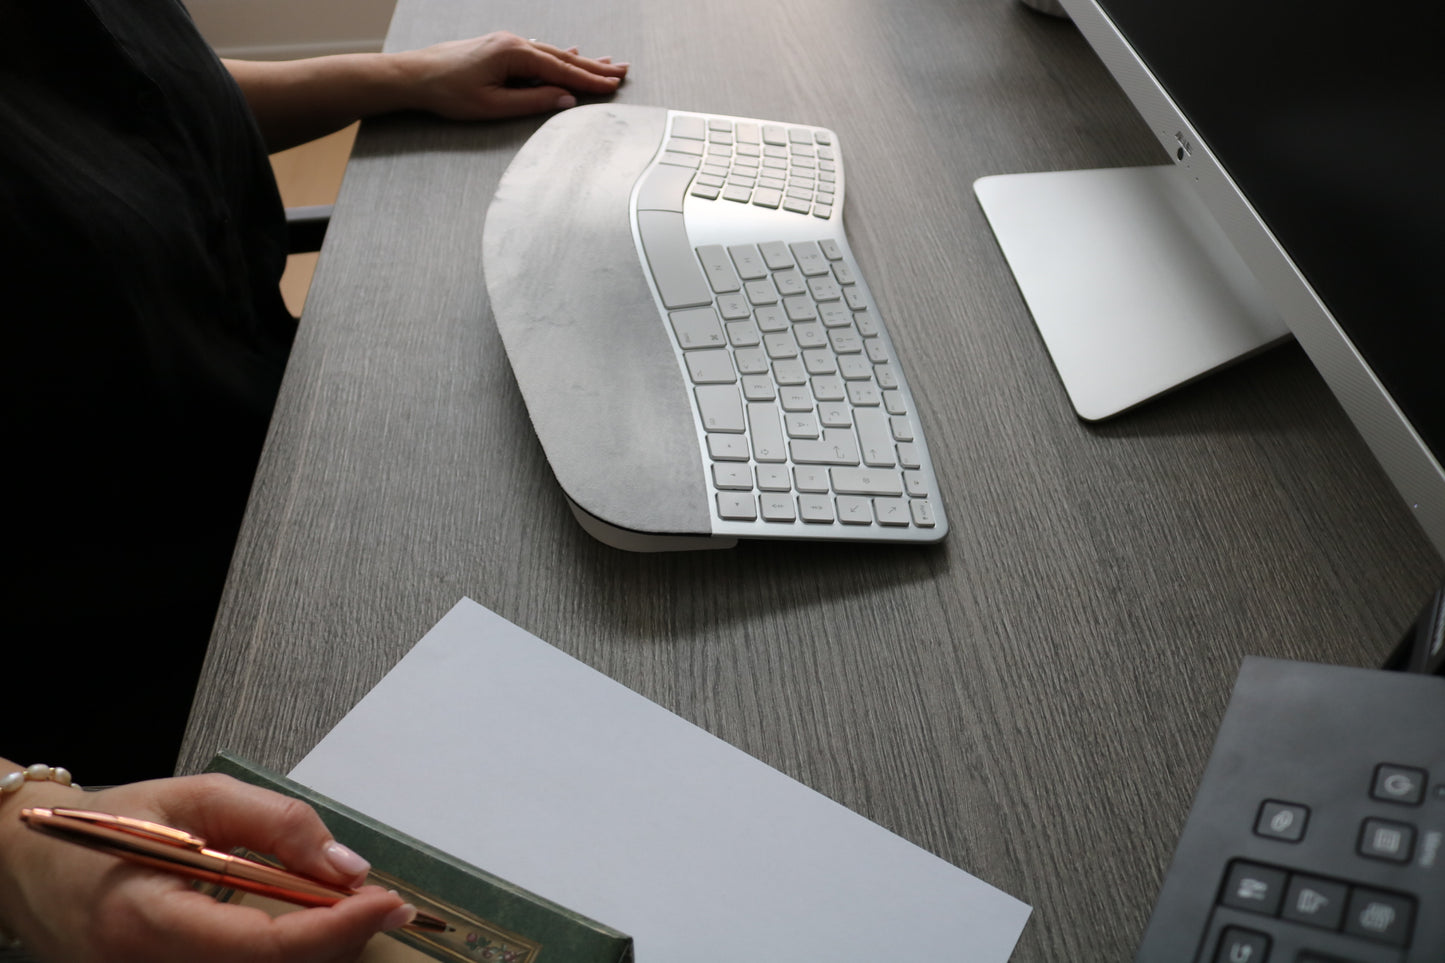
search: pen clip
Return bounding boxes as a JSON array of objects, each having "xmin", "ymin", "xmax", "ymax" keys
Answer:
[{"xmin": 30, "ymin": 807, "xmax": 209, "ymax": 851}]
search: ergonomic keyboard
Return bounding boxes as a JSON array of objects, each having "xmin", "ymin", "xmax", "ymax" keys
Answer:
[{"xmin": 483, "ymin": 106, "xmax": 948, "ymax": 551}]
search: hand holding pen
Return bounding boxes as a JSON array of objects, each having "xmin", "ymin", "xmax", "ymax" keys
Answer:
[{"xmin": 0, "ymin": 764, "xmax": 419, "ymax": 963}]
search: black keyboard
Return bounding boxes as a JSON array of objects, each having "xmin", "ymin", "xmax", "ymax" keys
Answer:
[{"xmin": 1135, "ymin": 657, "xmax": 1443, "ymax": 962}]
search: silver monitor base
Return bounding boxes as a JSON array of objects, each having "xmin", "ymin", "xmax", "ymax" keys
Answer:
[{"xmin": 974, "ymin": 166, "xmax": 1290, "ymax": 421}]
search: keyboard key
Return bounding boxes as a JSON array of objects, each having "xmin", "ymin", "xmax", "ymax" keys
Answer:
[
  {"xmin": 791, "ymin": 429, "xmax": 859, "ymax": 465},
  {"xmin": 790, "ymin": 241, "xmax": 830, "ymax": 276},
  {"xmin": 1219, "ymin": 861, "xmax": 1287, "ymax": 916},
  {"xmin": 904, "ymin": 470, "xmax": 929, "ymax": 497},
  {"xmin": 874, "ymin": 497, "xmax": 910, "ymax": 526},
  {"xmin": 819, "ymin": 238, "xmax": 843, "ymax": 260},
  {"xmin": 898, "ymin": 444, "xmax": 921, "ymax": 469},
  {"xmin": 638, "ymin": 211, "xmax": 713, "ymax": 309},
  {"xmin": 671, "ymin": 115, "xmax": 706, "ymax": 139},
  {"xmin": 836, "ymin": 495, "xmax": 873, "ymax": 525},
  {"xmin": 802, "ymin": 348, "xmax": 836, "ymax": 376},
  {"xmin": 783, "ymin": 296, "xmax": 817, "ymax": 322},
  {"xmin": 660, "ymin": 151, "xmax": 703, "ymax": 169},
  {"xmin": 695, "ymin": 384, "xmax": 744, "ymax": 432},
  {"xmin": 729, "ymin": 244, "xmax": 769, "ymax": 280},
  {"xmin": 847, "ymin": 382, "xmax": 882, "ymax": 407},
  {"xmin": 734, "ymin": 347, "xmax": 769, "ymax": 375},
  {"xmin": 818, "ymin": 403, "xmax": 851, "ymax": 428},
  {"xmin": 708, "ymin": 435, "xmax": 750, "ymax": 461},
  {"xmin": 665, "ymin": 137, "xmax": 704, "ymax": 155},
  {"xmin": 752, "ymin": 187, "xmax": 783, "ymax": 209},
  {"xmin": 1211, "ymin": 928, "xmax": 1269, "ymax": 963},
  {"xmin": 1253, "ymin": 800, "xmax": 1309, "ymax": 842},
  {"xmin": 759, "ymin": 494, "xmax": 796, "ymax": 522},
  {"xmin": 755, "ymin": 305, "xmax": 789, "ymax": 332},
  {"xmin": 855, "ymin": 409, "xmax": 896, "ymax": 466},
  {"xmin": 716, "ymin": 294, "xmax": 752, "ymax": 320},
  {"xmin": 1358, "ymin": 817, "xmax": 1416, "ymax": 862},
  {"xmin": 779, "ymin": 386, "xmax": 813, "ymax": 411},
  {"xmin": 686, "ymin": 349, "xmax": 737, "ymax": 384},
  {"xmin": 696, "ymin": 244, "xmax": 742, "ymax": 293},
  {"xmin": 910, "ymin": 500, "xmax": 937, "ymax": 527},
  {"xmin": 735, "ymin": 122, "xmax": 760, "ymax": 144},
  {"xmin": 1280, "ymin": 874, "xmax": 1347, "ymax": 930},
  {"xmin": 1372, "ymin": 764, "xmax": 1428, "ymax": 805},
  {"xmin": 716, "ymin": 492, "xmax": 757, "ymax": 520},
  {"xmin": 772, "ymin": 359, "xmax": 807, "ymax": 385},
  {"xmin": 774, "ymin": 271, "xmax": 806, "ymax": 296},
  {"xmin": 798, "ymin": 494, "xmax": 834, "ymax": 523},
  {"xmin": 763, "ymin": 332, "xmax": 799, "ymax": 359},
  {"xmin": 807, "ymin": 276, "xmax": 841, "ymax": 301},
  {"xmin": 741, "ymin": 374, "xmax": 775, "ymax": 401},
  {"xmin": 726, "ymin": 320, "xmax": 761, "ymax": 347},
  {"xmin": 637, "ymin": 162, "xmax": 697, "ymax": 212},
  {"xmin": 793, "ymin": 323, "xmax": 827, "ymax": 349},
  {"xmin": 669, "ymin": 307, "xmax": 726, "ymax": 349},
  {"xmin": 712, "ymin": 464, "xmax": 753, "ymax": 490},
  {"xmin": 759, "ymin": 241, "xmax": 794, "ymax": 270},
  {"xmin": 794, "ymin": 466, "xmax": 829, "ymax": 493},
  {"xmin": 722, "ymin": 185, "xmax": 752, "ymax": 203},
  {"xmin": 756, "ymin": 466, "xmax": 791, "ymax": 491},
  {"xmin": 1344, "ymin": 888, "xmax": 1415, "ymax": 946},
  {"xmin": 747, "ymin": 403, "xmax": 787, "ymax": 463},
  {"xmin": 812, "ymin": 376, "xmax": 846, "ymax": 402},
  {"xmin": 828, "ymin": 329, "xmax": 862, "ymax": 354},
  {"xmin": 785, "ymin": 412, "xmax": 820, "ymax": 439},
  {"xmin": 831, "ymin": 467, "xmax": 903, "ymax": 496},
  {"xmin": 745, "ymin": 279, "xmax": 779, "ymax": 305}
]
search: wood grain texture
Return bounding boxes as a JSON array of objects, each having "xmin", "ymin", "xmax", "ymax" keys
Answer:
[{"xmin": 181, "ymin": 2, "xmax": 1445, "ymax": 960}]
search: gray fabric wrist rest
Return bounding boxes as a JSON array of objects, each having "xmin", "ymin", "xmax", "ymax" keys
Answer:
[{"xmin": 483, "ymin": 105, "xmax": 710, "ymax": 537}]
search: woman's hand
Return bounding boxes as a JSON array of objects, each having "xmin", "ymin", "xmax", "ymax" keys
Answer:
[
  {"xmin": 226, "ymin": 32, "xmax": 629, "ymax": 152},
  {"xmin": 398, "ymin": 32, "xmax": 629, "ymax": 119},
  {"xmin": 0, "ymin": 769, "xmax": 414, "ymax": 963}
]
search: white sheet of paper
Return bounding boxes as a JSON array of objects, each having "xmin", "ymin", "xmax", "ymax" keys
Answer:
[{"xmin": 291, "ymin": 598, "xmax": 1031, "ymax": 961}]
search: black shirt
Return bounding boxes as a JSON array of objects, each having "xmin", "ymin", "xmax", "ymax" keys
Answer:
[{"xmin": 1, "ymin": 0, "xmax": 294, "ymax": 781}]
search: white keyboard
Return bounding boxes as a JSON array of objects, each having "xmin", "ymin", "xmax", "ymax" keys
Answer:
[{"xmin": 631, "ymin": 110, "xmax": 947, "ymax": 543}]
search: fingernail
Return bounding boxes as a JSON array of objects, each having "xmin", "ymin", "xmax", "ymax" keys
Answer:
[
  {"xmin": 324, "ymin": 841, "xmax": 370, "ymax": 883},
  {"xmin": 556, "ymin": 94, "xmax": 578, "ymax": 110},
  {"xmin": 382, "ymin": 902, "xmax": 418, "ymax": 931}
]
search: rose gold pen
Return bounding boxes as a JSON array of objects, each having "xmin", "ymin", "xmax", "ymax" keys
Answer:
[{"xmin": 20, "ymin": 807, "xmax": 450, "ymax": 933}]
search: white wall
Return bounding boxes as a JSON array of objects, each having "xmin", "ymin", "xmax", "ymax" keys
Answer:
[{"xmin": 183, "ymin": 0, "xmax": 396, "ymax": 60}]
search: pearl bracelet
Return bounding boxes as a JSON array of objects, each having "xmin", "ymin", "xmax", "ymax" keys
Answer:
[
  {"xmin": 1, "ymin": 764, "xmax": 79, "ymax": 949},
  {"xmin": 0, "ymin": 763, "xmax": 79, "ymax": 796}
]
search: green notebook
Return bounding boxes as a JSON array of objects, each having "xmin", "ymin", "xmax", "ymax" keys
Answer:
[{"xmin": 206, "ymin": 752, "xmax": 633, "ymax": 963}]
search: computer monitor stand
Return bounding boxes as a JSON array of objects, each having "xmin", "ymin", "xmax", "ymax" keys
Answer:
[{"xmin": 974, "ymin": 166, "xmax": 1290, "ymax": 421}]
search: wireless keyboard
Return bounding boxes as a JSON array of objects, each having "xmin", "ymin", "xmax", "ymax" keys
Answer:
[
  {"xmin": 1135, "ymin": 657, "xmax": 1444, "ymax": 962},
  {"xmin": 483, "ymin": 106, "xmax": 948, "ymax": 551}
]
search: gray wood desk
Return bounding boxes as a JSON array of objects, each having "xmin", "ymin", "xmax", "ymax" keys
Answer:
[{"xmin": 180, "ymin": 1, "xmax": 1445, "ymax": 958}]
